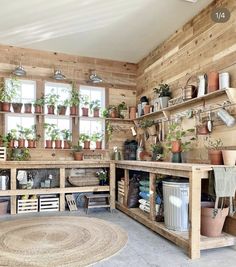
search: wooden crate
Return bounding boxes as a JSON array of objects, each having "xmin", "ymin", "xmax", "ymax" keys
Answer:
[
  {"xmin": 118, "ymin": 180, "xmax": 125, "ymax": 205},
  {"xmin": 0, "ymin": 147, "xmax": 6, "ymax": 161},
  {"xmin": 17, "ymin": 198, "xmax": 38, "ymax": 214},
  {"xmin": 39, "ymin": 195, "xmax": 59, "ymax": 212}
]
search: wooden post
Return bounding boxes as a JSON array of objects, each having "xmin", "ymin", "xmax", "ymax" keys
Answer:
[
  {"xmin": 189, "ymin": 169, "xmax": 202, "ymax": 259},
  {"xmin": 10, "ymin": 168, "xmax": 17, "ymax": 215},
  {"xmin": 59, "ymin": 168, "xmax": 65, "ymax": 211},
  {"xmin": 109, "ymin": 163, "xmax": 116, "ymax": 210},
  {"xmin": 149, "ymin": 173, "xmax": 156, "ymax": 221},
  {"xmin": 124, "ymin": 169, "xmax": 129, "ymax": 207}
]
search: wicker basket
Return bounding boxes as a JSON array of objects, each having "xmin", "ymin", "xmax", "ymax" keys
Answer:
[{"xmin": 67, "ymin": 176, "xmax": 99, "ymax": 187}]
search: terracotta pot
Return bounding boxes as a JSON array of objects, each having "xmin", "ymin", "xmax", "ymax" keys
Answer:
[
  {"xmin": 208, "ymin": 150, "xmax": 223, "ymax": 165},
  {"xmin": 47, "ymin": 105, "xmax": 55, "ymax": 114},
  {"xmin": 24, "ymin": 103, "xmax": 32, "ymax": 113},
  {"xmin": 74, "ymin": 151, "xmax": 83, "ymax": 161},
  {"xmin": 27, "ymin": 139, "xmax": 35, "ymax": 148},
  {"xmin": 143, "ymin": 105, "xmax": 151, "ymax": 115},
  {"xmin": 110, "ymin": 110, "xmax": 117, "ymax": 118},
  {"xmin": 55, "ymin": 140, "xmax": 62, "ymax": 149},
  {"xmin": 129, "ymin": 107, "xmax": 136, "ymax": 120},
  {"xmin": 33, "ymin": 140, "xmax": 37, "ymax": 148},
  {"xmin": 1, "ymin": 102, "xmax": 11, "ymax": 112},
  {"xmin": 201, "ymin": 202, "xmax": 229, "ymax": 237},
  {"xmin": 58, "ymin": 105, "xmax": 67, "ymax": 115},
  {"xmin": 93, "ymin": 108, "xmax": 100, "ymax": 117},
  {"xmin": 18, "ymin": 139, "xmax": 25, "ymax": 148},
  {"xmin": 96, "ymin": 141, "xmax": 102, "ymax": 149},
  {"xmin": 45, "ymin": 140, "xmax": 53, "ymax": 149},
  {"xmin": 34, "ymin": 104, "xmax": 43, "ymax": 114},
  {"xmin": 83, "ymin": 141, "xmax": 90, "ymax": 149},
  {"xmin": 171, "ymin": 140, "xmax": 182, "ymax": 153},
  {"xmin": 63, "ymin": 140, "xmax": 71, "ymax": 149},
  {"xmin": 82, "ymin": 107, "xmax": 89, "ymax": 117},
  {"xmin": 12, "ymin": 103, "xmax": 23, "ymax": 113},
  {"xmin": 222, "ymin": 150, "xmax": 236, "ymax": 165},
  {"xmin": 207, "ymin": 71, "xmax": 219, "ymax": 93},
  {"xmin": 147, "ymin": 125, "xmax": 156, "ymax": 136},
  {"xmin": 70, "ymin": 106, "xmax": 78, "ymax": 116},
  {"xmin": 8, "ymin": 140, "xmax": 15, "ymax": 148}
]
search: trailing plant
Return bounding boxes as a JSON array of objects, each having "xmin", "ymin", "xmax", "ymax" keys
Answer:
[
  {"xmin": 153, "ymin": 84, "xmax": 171, "ymax": 97},
  {"xmin": 61, "ymin": 129, "xmax": 72, "ymax": 141},
  {"xmin": 79, "ymin": 133, "xmax": 90, "ymax": 143},
  {"xmin": 45, "ymin": 90, "xmax": 60, "ymax": 106},
  {"xmin": 204, "ymin": 137, "xmax": 223, "ymax": 150},
  {"xmin": 139, "ymin": 119, "xmax": 155, "ymax": 129},
  {"xmin": 89, "ymin": 100, "xmax": 101, "ymax": 110},
  {"xmin": 166, "ymin": 123, "xmax": 196, "ymax": 152},
  {"xmin": 91, "ymin": 132, "xmax": 103, "ymax": 142},
  {"xmin": 0, "ymin": 77, "xmax": 20, "ymax": 102},
  {"xmin": 106, "ymin": 122, "xmax": 113, "ymax": 141}
]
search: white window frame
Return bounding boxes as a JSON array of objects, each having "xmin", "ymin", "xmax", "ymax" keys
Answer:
[{"xmin": 5, "ymin": 113, "xmax": 36, "ymax": 134}]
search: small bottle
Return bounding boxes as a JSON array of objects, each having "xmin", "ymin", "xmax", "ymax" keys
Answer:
[{"xmin": 45, "ymin": 174, "xmax": 52, "ymax": 188}]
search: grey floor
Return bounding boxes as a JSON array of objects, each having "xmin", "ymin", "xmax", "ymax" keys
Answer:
[{"xmin": 1, "ymin": 209, "xmax": 235, "ymax": 267}]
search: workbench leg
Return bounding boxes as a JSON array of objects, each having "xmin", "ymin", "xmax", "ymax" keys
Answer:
[
  {"xmin": 109, "ymin": 163, "xmax": 116, "ymax": 210},
  {"xmin": 189, "ymin": 171, "xmax": 202, "ymax": 259},
  {"xmin": 124, "ymin": 169, "xmax": 129, "ymax": 207},
  {"xmin": 60, "ymin": 193, "xmax": 65, "ymax": 211},
  {"xmin": 149, "ymin": 173, "xmax": 156, "ymax": 221},
  {"xmin": 10, "ymin": 168, "xmax": 17, "ymax": 215},
  {"xmin": 59, "ymin": 168, "xmax": 65, "ymax": 212}
]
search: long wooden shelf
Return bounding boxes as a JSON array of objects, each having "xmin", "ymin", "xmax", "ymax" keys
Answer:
[{"xmin": 105, "ymin": 118, "xmax": 134, "ymax": 122}]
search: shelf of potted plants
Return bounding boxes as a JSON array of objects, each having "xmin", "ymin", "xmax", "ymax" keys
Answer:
[{"xmin": 79, "ymin": 134, "xmax": 91, "ymax": 149}]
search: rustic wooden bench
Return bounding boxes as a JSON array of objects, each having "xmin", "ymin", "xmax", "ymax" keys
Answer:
[{"xmin": 84, "ymin": 194, "xmax": 111, "ymax": 214}]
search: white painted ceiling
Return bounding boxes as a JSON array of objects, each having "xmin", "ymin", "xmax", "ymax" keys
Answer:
[{"xmin": 0, "ymin": 0, "xmax": 213, "ymax": 63}]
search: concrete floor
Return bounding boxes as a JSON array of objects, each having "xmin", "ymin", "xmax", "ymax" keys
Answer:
[{"xmin": 1, "ymin": 209, "xmax": 235, "ymax": 267}]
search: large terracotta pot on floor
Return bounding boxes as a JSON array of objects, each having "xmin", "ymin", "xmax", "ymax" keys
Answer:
[
  {"xmin": 208, "ymin": 150, "xmax": 223, "ymax": 165},
  {"xmin": 74, "ymin": 151, "xmax": 83, "ymax": 161},
  {"xmin": 1, "ymin": 102, "xmax": 11, "ymax": 112}
]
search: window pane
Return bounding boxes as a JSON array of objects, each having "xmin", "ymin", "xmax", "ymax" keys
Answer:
[{"xmin": 6, "ymin": 115, "xmax": 35, "ymax": 133}]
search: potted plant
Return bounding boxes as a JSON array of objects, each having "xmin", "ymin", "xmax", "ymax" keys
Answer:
[
  {"xmin": 16, "ymin": 125, "xmax": 26, "ymax": 148},
  {"xmin": 45, "ymin": 90, "xmax": 59, "ymax": 114},
  {"xmin": 33, "ymin": 95, "xmax": 45, "ymax": 114},
  {"xmin": 91, "ymin": 132, "xmax": 103, "ymax": 149},
  {"xmin": 108, "ymin": 105, "xmax": 118, "ymax": 118},
  {"xmin": 24, "ymin": 125, "xmax": 39, "ymax": 148},
  {"xmin": 204, "ymin": 137, "xmax": 223, "ymax": 165},
  {"xmin": 0, "ymin": 77, "xmax": 20, "ymax": 112},
  {"xmin": 52, "ymin": 128, "xmax": 62, "ymax": 149},
  {"xmin": 57, "ymin": 100, "xmax": 68, "ymax": 115},
  {"xmin": 44, "ymin": 123, "xmax": 56, "ymax": 148},
  {"xmin": 140, "ymin": 119, "xmax": 156, "ymax": 136},
  {"xmin": 24, "ymin": 102, "xmax": 32, "ymax": 113},
  {"xmin": 10, "ymin": 147, "xmax": 30, "ymax": 161},
  {"xmin": 0, "ymin": 134, "xmax": 9, "ymax": 147},
  {"xmin": 90, "ymin": 100, "xmax": 101, "ymax": 117},
  {"xmin": 81, "ymin": 95, "xmax": 89, "ymax": 116},
  {"xmin": 96, "ymin": 169, "xmax": 108, "ymax": 185},
  {"xmin": 166, "ymin": 123, "xmax": 195, "ymax": 163},
  {"xmin": 68, "ymin": 81, "xmax": 80, "ymax": 116},
  {"xmin": 73, "ymin": 142, "xmax": 83, "ymax": 161},
  {"xmin": 79, "ymin": 133, "xmax": 90, "ymax": 149},
  {"xmin": 153, "ymin": 84, "xmax": 171, "ymax": 109},
  {"xmin": 61, "ymin": 129, "xmax": 72, "ymax": 149},
  {"xmin": 151, "ymin": 143, "xmax": 164, "ymax": 161},
  {"xmin": 6, "ymin": 129, "xmax": 18, "ymax": 148},
  {"xmin": 102, "ymin": 108, "xmax": 109, "ymax": 118},
  {"xmin": 118, "ymin": 101, "xmax": 128, "ymax": 119}
]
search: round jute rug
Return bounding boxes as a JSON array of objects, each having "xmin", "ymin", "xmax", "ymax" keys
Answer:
[{"xmin": 0, "ymin": 216, "xmax": 128, "ymax": 267}]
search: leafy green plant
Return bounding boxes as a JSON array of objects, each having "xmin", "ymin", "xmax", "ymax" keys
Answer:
[
  {"xmin": 34, "ymin": 95, "xmax": 45, "ymax": 106},
  {"xmin": 0, "ymin": 77, "xmax": 20, "ymax": 102},
  {"xmin": 7, "ymin": 129, "xmax": 18, "ymax": 140},
  {"xmin": 79, "ymin": 133, "xmax": 90, "ymax": 143},
  {"xmin": 73, "ymin": 142, "xmax": 83, "ymax": 152},
  {"xmin": 45, "ymin": 90, "xmax": 60, "ymax": 106},
  {"xmin": 43, "ymin": 123, "xmax": 61, "ymax": 140},
  {"xmin": 166, "ymin": 123, "xmax": 195, "ymax": 152},
  {"xmin": 96, "ymin": 169, "xmax": 108, "ymax": 182},
  {"xmin": 67, "ymin": 81, "xmax": 80, "ymax": 106},
  {"xmin": 102, "ymin": 108, "xmax": 109, "ymax": 118},
  {"xmin": 151, "ymin": 143, "xmax": 164, "ymax": 154},
  {"xmin": 153, "ymin": 84, "xmax": 171, "ymax": 97},
  {"xmin": 91, "ymin": 132, "xmax": 103, "ymax": 142},
  {"xmin": 10, "ymin": 148, "xmax": 30, "ymax": 161},
  {"xmin": 106, "ymin": 122, "xmax": 113, "ymax": 141},
  {"xmin": 204, "ymin": 137, "xmax": 223, "ymax": 150},
  {"xmin": 81, "ymin": 95, "xmax": 89, "ymax": 108},
  {"xmin": 89, "ymin": 100, "xmax": 101, "ymax": 110},
  {"xmin": 0, "ymin": 134, "xmax": 9, "ymax": 147},
  {"xmin": 140, "ymin": 119, "xmax": 154, "ymax": 129},
  {"xmin": 61, "ymin": 129, "xmax": 72, "ymax": 141},
  {"xmin": 16, "ymin": 125, "xmax": 26, "ymax": 139},
  {"xmin": 24, "ymin": 125, "xmax": 40, "ymax": 140}
]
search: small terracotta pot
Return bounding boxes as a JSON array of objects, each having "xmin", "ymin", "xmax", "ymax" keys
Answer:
[
  {"xmin": 58, "ymin": 105, "xmax": 67, "ymax": 115},
  {"xmin": 208, "ymin": 150, "xmax": 223, "ymax": 165},
  {"xmin": 171, "ymin": 140, "xmax": 182, "ymax": 153},
  {"xmin": 18, "ymin": 139, "xmax": 25, "ymax": 148},
  {"xmin": 207, "ymin": 71, "xmax": 219, "ymax": 93},
  {"xmin": 27, "ymin": 139, "xmax": 35, "ymax": 148},
  {"xmin": 143, "ymin": 105, "xmax": 151, "ymax": 115},
  {"xmin": 96, "ymin": 141, "xmax": 102, "ymax": 149},
  {"xmin": 129, "ymin": 107, "xmax": 136, "ymax": 120},
  {"xmin": 12, "ymin": 103, "xmax": 23, "ymax": 113},
  {"xmin": 8, "ymin": 140, "xmax": 15, "ymax": 148},
  {"xmin": 110, "ymin": 110, "xmax": 117, "ymax": 118},
  {"xmin": 84, "ymin": 141, "xmax": 90, "ymax": 149},
  {"xmin": 24, "ymin": 103, "xmax": 32, "ymax": 113},
  {"xmin": 93, "ymin": 108, "xmax": 100, "ymax": 117},
  {"xmin": 70, "ymin": 106, "xmax": 78, "ymax": 116},
  {"xmin": 82, "ymin": 107, "xmax": 89, "ymax": 117},
  {"xmin": 74, "ymin": 151, "xmax": 83, "ymax": 161},
  {"xmin": 63, "ymin": 140, "xmax": 71, "ymax": 149},
  {"xmin": 47, "ymin": 105, "xmax": 55, "ymax": 114},
  {"xmin": 55, "ymin": 140, "xmax": 62, "ymax": 149},
  {"xmin": 1, "ymin": 102, "xmax": 11, "ymax": 112},
  {"xmin": 34, "ymin": 104, "xmax": 43, "ymax": 114},
  {"xmin": 45, "ymin": 140, "xmax": 53, "ymax": 149}
]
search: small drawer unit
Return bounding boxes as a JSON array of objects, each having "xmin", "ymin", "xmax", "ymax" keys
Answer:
[
  {"xmin": 39, "ymin": 195, "xmax": 59, "ymax": 212},
  {"xmin": 17, "ymin": 197, "xmax": 38, "ymax": 214}
]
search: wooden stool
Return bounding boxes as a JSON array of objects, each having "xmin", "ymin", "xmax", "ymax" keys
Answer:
[{"xmin": 84, "ymin": 194, "xmax": 111, "ymax": 214}]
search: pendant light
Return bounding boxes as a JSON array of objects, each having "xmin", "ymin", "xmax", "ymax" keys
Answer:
[
  {"xmin": 12, "ymin": 63, "xmax": 26, "ymax": 77},
  {"xmin": 89, "ymin": 70, "xmax": 103, "ymax": 83},
  {"xmin": 53, "ymin": 69, "xmax": 66, "ymax": 80}
]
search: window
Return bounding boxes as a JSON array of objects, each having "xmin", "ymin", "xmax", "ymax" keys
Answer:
[
  {"xmin": 5, "ymin": 79, "xmax": 36, "ymax": 133},
  {"xmin": 79, "ymin": 85, "xmax": 105, "ymax": 149}
]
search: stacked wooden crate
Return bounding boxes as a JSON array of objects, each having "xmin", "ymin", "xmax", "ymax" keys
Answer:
[
  {"xmin": 39, "ymin": 195, "xmax": 59, "ymax": 212},
  {"xmin": 118, "ymin": 179, "xmax": 125, "ymax": 205}
]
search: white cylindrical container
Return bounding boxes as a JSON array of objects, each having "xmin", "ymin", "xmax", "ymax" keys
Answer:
[
  {"xmin": 136, "ymin": 146, "xmax": 143, "ymax": 161},
  {"xmin": 163, "ymin": 179, "xmax": 189, "ymax": 231},
  {"xmin": 219, "ymin": 72, "xmax": 230, "ymax": 90}
]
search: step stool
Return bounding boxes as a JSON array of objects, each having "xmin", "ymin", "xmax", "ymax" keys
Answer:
[{"xmin": 84, "ymin": 194, "xmax": 110, "ymax": 214}]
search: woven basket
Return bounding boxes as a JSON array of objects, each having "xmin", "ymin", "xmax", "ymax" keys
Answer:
[{"xmin": 68, "ymin": 176, "xmax": 99, "ymax": 187}]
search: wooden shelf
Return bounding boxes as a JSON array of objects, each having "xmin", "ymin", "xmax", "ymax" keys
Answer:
[
  {"xmin": 135, "ymin": 88, "xmax": 236, "ymax": 120},
  {"xmin": 0, "ymin": 111, "xmax": 78, "ymax": 118},
  {"xmin": 105, "ymin": 118, "xmax": 134, "ymax": 122}
]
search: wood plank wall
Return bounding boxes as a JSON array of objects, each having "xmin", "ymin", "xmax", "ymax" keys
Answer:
[
  {"xmin": 137, "ymin": 0, "xmax": 236, "ymax": 163},
  {"xmin": 0, "ymin": 45, "xmax": 137, "ymax": 160}
]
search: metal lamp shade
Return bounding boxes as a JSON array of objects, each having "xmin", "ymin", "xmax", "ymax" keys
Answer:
[
  {"xmin": 53, "ymin": 70, "xmax": 66, "ymax": 80},
  {"xmin": 12, "ymin": 65, "xmax": 26, "ymax": 77}
]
